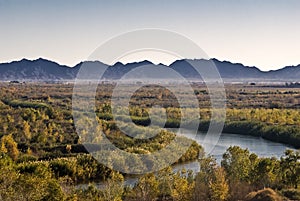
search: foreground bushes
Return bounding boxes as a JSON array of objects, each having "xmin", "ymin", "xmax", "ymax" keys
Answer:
[
  {"xmin": 281, "ymin": 189, "xmax": 300, "ymax": 200},
  {"xmin": 1, "ymin": 146, "xmax": 299, "ymax": 201}
]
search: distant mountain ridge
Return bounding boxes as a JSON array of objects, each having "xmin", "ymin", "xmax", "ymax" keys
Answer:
[{"xmin": 0, "ymin": 58, "xmax": 300, "ymax": 82}]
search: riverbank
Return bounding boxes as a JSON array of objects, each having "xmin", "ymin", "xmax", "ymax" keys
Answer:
[
  {"xmin": 121, "ymin": 114, "xmax": 300, "ymax": 149},
  {"xmin": 77, "ymin": 131, "xmax": 295, "ymax": 189},
  {"xmin": 196, "ymin": 120, "xmax": 300, "ymax": 149}
]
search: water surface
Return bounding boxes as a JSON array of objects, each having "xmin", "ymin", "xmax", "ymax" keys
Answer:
[{"xmin": 78, "ymin": 132, "xmax": 294, "ymax": 188}]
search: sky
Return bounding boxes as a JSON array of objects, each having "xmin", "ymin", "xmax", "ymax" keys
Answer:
[{"xmin": 0, "ymin": 0, "xmax": 300, "ymax": 71}]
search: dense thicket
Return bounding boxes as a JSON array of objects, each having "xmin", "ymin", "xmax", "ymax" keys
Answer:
[
  {"xmin": 1, "ymin": 147, "xmax": 299, "ymax": 201},
  {"xmin": 1, "ymin": 82, "xmax": 300, "ymax": 200}
]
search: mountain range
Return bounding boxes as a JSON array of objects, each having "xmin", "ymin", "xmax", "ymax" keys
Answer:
[{"xmin": 0, "ymin": 58, "xmax": 300, "ymax": 82}]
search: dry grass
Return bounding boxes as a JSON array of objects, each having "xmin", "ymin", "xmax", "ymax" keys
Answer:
[{"xmin": 245, "ymin": 188, "xmax": 284, "ymax": 201}]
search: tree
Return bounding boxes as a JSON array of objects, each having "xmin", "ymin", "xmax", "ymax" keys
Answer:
[
  {"xmin": 221, "ymin": 146, "xmax": 256, "ymax": 182},
  {"xmin": 0, "ymin": 135, "xmax": 19, "ymax": 161},
  {"xmin": 41, "ymin": 179, "xmax": 65, "ymax": 201},
  {"xmin": 0, "ymin": 153, "xmax": 18, "ymax": 200},
  {"xmin": 66, "ymin": 144, "xmax": 72, "ymax": 154},
  {"xmin": 196, "ymin": 156, "xmax": 229, "ymax": 201},
  {"xmin": 194, "ymin": 156, "xmax": 221, "ymax": 201},
  {"xmin": 209, "ymin": 167, "xmax": 229, "ymax": 201},
  {"xmin": 156, "ymin": 167, "xmax": 173, "ymax": 200},
  {"xmin": 251, "ymin": 157, "xmax": 278, "ymax": 188},
  {"xmin": 280, "ymin": 149, "xmax": 300, "ymax": 188},
  {"xmin": 221, "ymin": 146, "xmax": 259, "ymax": 200},
  {"xmin": 132, "ymin": 173, "xmax": 159, "ymax": 201},
  {"xmin": 171, "ymin": 170, "xmax": 194, "ymax": 201},
  {"xmin": 101, "ymin": 172, "xmax": 124, "ymax": 201},
  {"xmin": 23, "ymin": 120, "xmax": 32, "ymax": 140}
]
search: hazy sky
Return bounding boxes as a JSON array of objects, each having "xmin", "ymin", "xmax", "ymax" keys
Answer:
[{"xmin": 0, "ymin": 0, "xmax": 299, "ymax": 71}]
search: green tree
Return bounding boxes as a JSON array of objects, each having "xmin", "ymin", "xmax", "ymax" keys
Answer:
[
  {"xmin": 221, "ymin": 146, "xmax": 256, "ymax": 182},
  {"xmin": 280, "ymin": 149, "xmax": 300, "ymax": 188},
  {"xmin": 251, "ymin": 157, "xmax": 278, "ymax": 188}
]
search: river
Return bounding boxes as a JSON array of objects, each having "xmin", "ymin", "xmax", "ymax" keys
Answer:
[
  {"xmin": 172, "ymin": 131, "xmax": 295, "ymax": 173},
  {"xmin": 77, "ymin": 132, "xmax": 295, "ymax": 188}
]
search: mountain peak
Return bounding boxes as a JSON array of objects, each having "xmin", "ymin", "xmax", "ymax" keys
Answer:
[
  {"xmin": 124, "ymin": 60, "xmax": 154, "ymax": 66},
  {"xmin": 138, "ymin": 60, "xmax": 153, "ymax": 65},
  {"xmin": 113, "ymin": 61, "xmax": 124, "ymax": 66}
]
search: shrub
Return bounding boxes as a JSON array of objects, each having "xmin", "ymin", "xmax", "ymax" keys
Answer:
[{"xmin": 245, "ymin": 188, "xmax": 283, "ymax": 201}]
